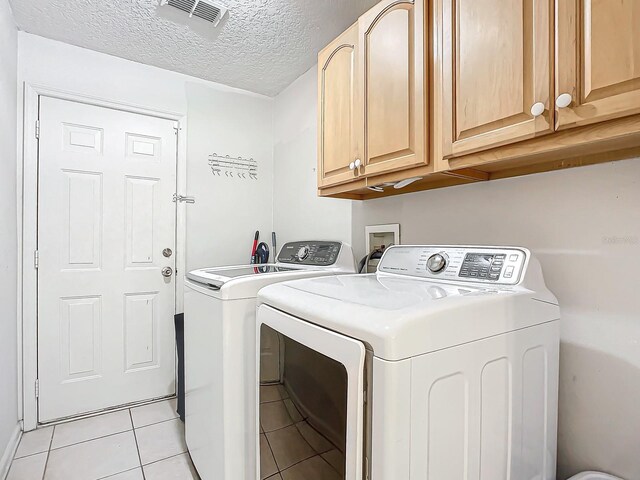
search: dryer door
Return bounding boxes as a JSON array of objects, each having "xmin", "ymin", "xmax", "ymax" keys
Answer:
[{"xmin": 257, "ymin": 304, "xmax": 366, "ymax": 480}]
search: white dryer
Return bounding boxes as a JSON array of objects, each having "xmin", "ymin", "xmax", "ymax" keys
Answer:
[
  {"xmin": 256, "ymin": 245, "xmax": 560, "ymax": 480},
  {"xmin": 183, "ymin": 241, "xmax": 355, "ymax": 480}
]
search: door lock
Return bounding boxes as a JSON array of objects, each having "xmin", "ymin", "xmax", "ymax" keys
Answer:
[
  {"xmin": 163, "ymin": 248, "xmax": 173, "ymax": 258},
  {"xmin": 162, "ymin": 267, "xmax": 174, "ymax": 278}
]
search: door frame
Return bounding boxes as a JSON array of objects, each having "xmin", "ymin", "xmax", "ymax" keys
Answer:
[{"xmin": 18, "ymin": 83, "xmax": 188, "ymax": 431}]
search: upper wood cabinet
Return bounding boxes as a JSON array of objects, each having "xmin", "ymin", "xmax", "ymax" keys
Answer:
[
  {"xmin": 359, "ymin": 0, "xmax": 428, "ymax": 176},
  {"xmin": 317, "ymin": 0, "xmax": 640, "ymax": 200},
  {"xmin": 436, "ymin": 0, "xmax": 554, "ymax": 159},
  {"xmin": 317, "ymin": 24, "xmax": 360, "ymax": 188},
  {"xmin": 555, "ymin": 0, "xmax": 640, "ymax": 130}
]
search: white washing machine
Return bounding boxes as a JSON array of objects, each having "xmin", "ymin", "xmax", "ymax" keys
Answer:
[
  {"xmin": 256, "ymin": 245, "xmax": 560, "ymax": 480},
  {"xmin": 183, "ymin": 241, "xmax": 355, "ymax": 480}
]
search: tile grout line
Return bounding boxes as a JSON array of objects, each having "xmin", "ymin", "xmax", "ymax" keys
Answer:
[
  {"xmin": 263, "ymin": 385, "xmax": 341, "ymax": 477},
  {"xmin": 32, "ymin": 397, "xmax": 177, "ymax": 437},
  {"xmin": 97, "ymin": 466, "xmax": 142, "ymax": 480},
  {"xmin": 13, "ymin": 449, "xmax": 49, "ymax": 461},
  {"xmin": 15, "ymin": 404, "xmax": 185, "ymax": 480},
  {"xmin": 277, "ymin": 452, "xmax": 323, "ymax": 476},
  {"xmin": 261, "ymin": 385, "xmax": 323, "ymax": 476},
  {"xmin": 317, "ymin": 451, "xmax": 343, "ymax": 477},
  {"xmin": 132, "ymin": 415, "xmax": 181, "ymax": 431},
  {"xmin": 261, "ymin": 429, "xmax": 280, "ymax": 477},
  {"xmin": 139, "ymin": 451, "xmax": 188, "ymax": 469},
  {"xmin": 41, "ymin": 424, "xmax": 56, "ymax": 480},
  {"xmin": 129, "ymin": 409, "xmax": 146, "ymax": 480},
  {"xmin": 261, "ymin": 408, "xmax": 310, "ymax": 436},
  {"xmin": 37, "ymin": 396, "xmax": 177, "ymax": 429},
  {"xmin": 294, "ymin": 420, "xmax": 340, "ymax": 454},
  {"xmin": 42, "ymin": 416, "xmax": 180, "ymax": 454},
  {"xmin": 48, "ymin": 428, "xmax": 133, "ymax": 452},
  {"xmin": 264, "ymin": 421, "xmax": 317, "ymax": 475},
  {"xmin": 263, "ymin": 417, "xmax": 343, "ymax": 477}
]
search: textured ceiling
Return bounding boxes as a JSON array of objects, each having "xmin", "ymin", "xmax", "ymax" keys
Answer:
[{"xmin": 9, "ymin": 0, "xmax": 378, "ymax": 96}]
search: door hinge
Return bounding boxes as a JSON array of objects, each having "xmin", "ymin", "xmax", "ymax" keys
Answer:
[
  {"xmin": 173, "ymin": 125, "xmax": 180, "ymax": 135},
  {"xmin": 35, "ymin": 120, "xmax": 40, "ymax": 139},
  {"xmin": 35, "ymin": 379, "xmax": 39, "ymax": 398},
  {"xmin": 34, "ymin": 250, "xmax": 39, "ymax": 269}
]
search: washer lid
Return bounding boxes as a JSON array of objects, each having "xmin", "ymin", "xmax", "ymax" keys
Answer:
[
  {"xmin": 186, "ymin": 264, "xmax": 303, "ymax": 289},
  {"xmin": 185, "ymin": 241, "xmax": 356, "ymax": 299},
  {"xmin": 185, "ymin": 264, "xmax": 354, "ymax": 300},
  {"xmin": 257, "ymin": 273, "xmax": 559, "ymax": 361}
]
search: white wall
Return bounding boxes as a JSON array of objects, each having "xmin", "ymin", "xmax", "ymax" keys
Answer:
[
  {"xmin": 352, "ymin": 159, "xmax": 640, "ymax": 480},
  {"xmin": 272, "ymin": 67, "xmax": 353, "ymax": 248},
  {"xmin": 185, "ymin": 83, "xmax": 273, "ymax": 269},
  {"xmin": 0, "ymin": 0, "xmax": 19, "ymax": 469},
  {"xmin": 17, "ymin": 32, "xmax": 274, "ymax": 270}
]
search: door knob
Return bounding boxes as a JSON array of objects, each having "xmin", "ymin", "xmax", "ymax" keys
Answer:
[
  {"xmin": 555, "ymin": 93, "xmax": 572, "ymax": 108},
  {"xmin": 349, "ymin": 162, "xmax": 355, "ymax": 170},
  {"xmin": 354, "ymin": 158, "xmax": 362, "ymax": 168},
  {"xmin": 161, "ymin": 267, "xmax": 173, "ymax": 278},
  {"xmin": 530, "ymin": 102, "xmax": 545, "ymax": 117}
]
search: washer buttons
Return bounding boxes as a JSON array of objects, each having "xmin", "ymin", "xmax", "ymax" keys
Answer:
[
  {"xmin": 509, "ymin": 254, "xmax": 519, "ymax": 261},
  {"xmin": 504, "ymin": 266, "xmax": 515, "ymax": 278}
]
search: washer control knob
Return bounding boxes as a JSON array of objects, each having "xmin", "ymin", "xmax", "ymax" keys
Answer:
[
  {"xmin": 297, "ymin": 245, "xmax": 310, "ymax": 260},
  {"xmin": 427, "ymin": 253, "xmax": 448, "ymax": 274}
]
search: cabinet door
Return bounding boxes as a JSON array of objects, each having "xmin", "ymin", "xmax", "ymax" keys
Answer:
[
  {"xmin": 359, "ymin": 0, "xmax": 427, "ymax": 176},
  {"xmin": 438, "ymin": 0, "xmax": 554, "ymax": 158},
  {"xmin": 318, "ymin": 24, "xmax": 360, "ymax": 188},
  {"xmin": 556, "ymin": 0, "xmax": 640, "ymax": 130}
]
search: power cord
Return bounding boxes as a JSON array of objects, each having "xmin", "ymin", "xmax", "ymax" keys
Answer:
[{"xmin": 358, "ymin": 244, "xmax": 394, "ymax": 273}]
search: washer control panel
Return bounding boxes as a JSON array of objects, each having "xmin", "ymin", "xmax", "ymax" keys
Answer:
[
  {"xmin": 278, "ymin": 241, "xmax": 342, "ymax": 266},
  {"xmin": 378, "ymin": 245, "xmax": 528, "ymax": 285}
]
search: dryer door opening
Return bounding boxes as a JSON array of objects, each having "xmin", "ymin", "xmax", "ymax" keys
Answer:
[{"xmin": 256, "ymin": 304, "xmax": 366, "ymax": 480}]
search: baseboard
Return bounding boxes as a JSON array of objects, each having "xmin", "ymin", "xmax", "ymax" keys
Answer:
[{"xmin": 0, "ymin": 423, "xmax": 22, "ymax": 480}]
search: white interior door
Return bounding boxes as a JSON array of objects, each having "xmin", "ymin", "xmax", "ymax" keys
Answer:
[{"xmin": 37, "ymin": 96, "xmax": 178, "ymax": 422}]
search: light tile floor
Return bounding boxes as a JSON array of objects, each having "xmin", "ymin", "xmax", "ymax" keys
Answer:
[
  {"xmin": 260, "ymin": 385, "xmax": 345, "ymax": 480},
  {"xmin": 6, "ymin": 399, "xmax": 199, "ymax": 480}
]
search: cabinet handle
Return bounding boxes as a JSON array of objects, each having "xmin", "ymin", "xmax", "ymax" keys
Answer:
[
  {"xmin": 555, "ymin": 93, "xmax": 572, "ymax": 108},
  {"xmin": 354, "ymin": 158, "xmax": 362, "ymax": 168},
  {"xmin": 349, "ymin": 162, "xmax": 355, "ymax": 170},
  {"xmin": 530, "ymin": 102, "xmax": 545, "ymax": 117}
]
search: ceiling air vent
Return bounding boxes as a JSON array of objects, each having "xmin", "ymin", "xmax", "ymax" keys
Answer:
[{"xmin": 161, "ymin": 0, "xmax": 228, "ymax": 27}]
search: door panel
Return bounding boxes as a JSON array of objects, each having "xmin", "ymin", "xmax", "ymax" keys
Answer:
[
  {"xmin": 63, "ymin": 170, "xmax": 102, "ymax": 269},
  {"xmin": 38, "ymin": 97, "xmax": 177, "ymax": 422},
  {"xmin": 318, "ymin": 23, "xmax": 360, "ymax": 188},
  {"xmin": 439, "ymin": 0, "xmax": 553, "ymax": 157},
  {"xmin": 409, "ymin": 323, "xmax": 559, "ymax": 480},
  {"xmin": 367, "ymin": 8, "xmax": 411, "ymax": 160},
  {"xmin": 360, "ymin": 0, "xmax": 427, "ymax": 175},
  {"xmin": 556, "ymin": 0, "xmax": 640, "ymax": 129}
]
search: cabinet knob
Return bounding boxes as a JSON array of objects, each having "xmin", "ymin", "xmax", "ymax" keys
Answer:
[
  {"xmin": 555, "ymin": 93, "xmax": 572, "ymax": 108},
  {"xmin": 530, "ymin": 102, "xmax": 545, "ymax": 117},
  {"xmin": 354, "ymin": 158, "xmax": 362, "ymax": 168},
  {"xmin": 349, "ymin": 162, "xmax": 355, "ymax": 170}
]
